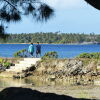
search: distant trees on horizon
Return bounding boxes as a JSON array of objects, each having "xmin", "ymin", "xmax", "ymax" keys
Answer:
[
  {"xmin": 0, "ymin": 0, "xmax": 54, "ymax": 38},
  {"xmin": 1, "ymin": 32, "xmax": 100, "ymax": 44},
  {"xmin": 0, "ymin": 0, "xmax": 100, "ymax": 38}
]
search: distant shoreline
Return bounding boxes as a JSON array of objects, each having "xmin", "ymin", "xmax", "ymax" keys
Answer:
[
  {"xmin": 0, "ymin": 43, "xmax": 49, "ymax": 44},
  {"xmin": 0, "ymin": 42, "xmax": 99, "ymax": 45}
]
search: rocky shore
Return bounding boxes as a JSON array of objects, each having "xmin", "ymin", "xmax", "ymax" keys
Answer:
[
  {"xmin": 0, "ymin": 58, "xmax": 100, "ymax": 85},
  {"xmin": 33, "ymin": 59, "xmax": 100, "ymax": 85},
  {"xmin": 0, "ymin": 58, "xmax": 100, "ymax": 99}
]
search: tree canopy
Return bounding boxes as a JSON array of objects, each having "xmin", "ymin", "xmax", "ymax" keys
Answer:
[
  {"xmin": 0, "ymin": 0, "xmax": 54, "ymax": 37},
  {"xmin": 1, "ymin": 32, "xmax": 100, "ymax": 44},
  {"xmin": 85, "ymin": 0, "xmax": 100, "ymax": 10},
  {"xmin": 0, "ymin": 0, "xmax": 100, "ymax": 38}
]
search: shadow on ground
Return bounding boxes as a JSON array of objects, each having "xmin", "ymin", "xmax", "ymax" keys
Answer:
[{"xmin": 0, "ymin": 87, "xmax": 98, "ymax": 100}]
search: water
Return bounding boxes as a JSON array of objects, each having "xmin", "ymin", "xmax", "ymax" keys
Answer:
[
  {"xmin": 0, "ymin": 76, "xmax": 84, "ymax": 88},
  {"xmin": 0, "ymin": 77, "xmax": 72, "ymax": 89},
  {"xmin": 0, "ymin": 44, "xmax": 100, "ymax": 58}
]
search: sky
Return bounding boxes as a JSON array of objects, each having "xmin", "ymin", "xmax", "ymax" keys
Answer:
[{"xmin": 7, "ymin": 0, "xmax": 100, "ymax": 34}]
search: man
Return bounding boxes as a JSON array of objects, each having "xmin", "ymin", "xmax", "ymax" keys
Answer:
[
  {"xmin": 28, "ymin": 43, "xmax": 34, "ymax": 57},
  {"xmin": 36, "ymin": 42, "xmax": 41, "ymax": 58}
]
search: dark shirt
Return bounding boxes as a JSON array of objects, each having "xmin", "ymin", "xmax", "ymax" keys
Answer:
[{"xmin": 36, "ymin": 45, "xmax": 41, "ymax": 52}]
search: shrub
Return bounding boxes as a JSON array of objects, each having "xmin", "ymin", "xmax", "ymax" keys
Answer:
[
  {"xmin": 77, "ymin": 52, "xmax": 100, "ymax": 59},
  {"xmin": 0, "ymin": 58, "xmax": 15, "ymax": 70},
  {"xmin": 3, "ymin": 62, "xmax": 11, "ymax": 69},
  {"xmin": 77, "ymin": 53, "xmax": 91, "ymax": 58},
  {"xmin": 42, "ymin": 51, "xmax": 58, "ymax": 60},
  {"xmin": 13, "ymin": 49, "xmax": 27, "ymax": 58},
  {"xmin": 0, "ymin": 58, "xmax": 4, "ymax": 63}
]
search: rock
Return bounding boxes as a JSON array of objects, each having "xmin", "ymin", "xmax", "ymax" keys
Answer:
[
  {"xmin": 0, "ymin": 64, "xmax": 6, "ymax": 72},
  {"xmin": 0, "ymin": 58, "xmax": 41, "ymax": 78},
  {"xmin": 34, "ymin": 59, "xmax": 100, "ymax": 85}
]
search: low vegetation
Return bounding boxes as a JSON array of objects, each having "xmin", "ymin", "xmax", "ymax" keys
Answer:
[
  {"xmin": 41, "ymin": 51, "xmax": 58, "ymax": 61},
  {"xmin": 0, "ymin": 58, "xmax": 12, "ymax": 69},
  {"xmin": 1, "ymin": 33, "xmax": 100, "ymax": 44},
  {"xmin": 77, "ymin": 52, "xmax": 100, "ymax": 59},
  {"xmin": 13, "ymin": 49, "xmax": 27, "ymax": 58}
]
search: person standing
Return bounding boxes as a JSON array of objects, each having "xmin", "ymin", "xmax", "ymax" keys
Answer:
[
  {"xmin": 36, "ymin": 42, "xmax": 41, "ymax": 58},
  {"xmin": 28, "ymin": 43, "xmax": 34, "ymax": 57}
]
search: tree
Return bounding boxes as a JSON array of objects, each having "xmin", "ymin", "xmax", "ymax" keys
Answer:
[
  {"xmin": 85, "ymin": 0, "xmax": 100, "ymax": 10},
  {"xmin": 0, "ymin": 0, "xmax": 100, "ymax": 38},
  {"xmin": 0, "ymin": 0, "xmax": 54, "ymax": 38}
]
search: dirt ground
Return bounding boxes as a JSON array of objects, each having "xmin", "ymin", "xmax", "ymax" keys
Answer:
[
  {"xmin": 19, "ymin": 85, "xmax": 100, "ymax": 99},
  {"xmin": 0, "ymin": 77, "xmax": 100, "ymax": 100},
  {"xmin": 0, "ymin": 85, "xmax": 100, "ymax": 99}
]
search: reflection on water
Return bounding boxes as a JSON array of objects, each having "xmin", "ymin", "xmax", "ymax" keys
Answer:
[
  {"xmin": 0, "ymin": 78, "xmax": 26, "ymax": 88},
  {"xmin": 0, "ymin": 76, "xmax": 78, "ymax": 89},
  {"xmin": 0, "ymin": 75, "xmax": 95, "ymax": 90}
]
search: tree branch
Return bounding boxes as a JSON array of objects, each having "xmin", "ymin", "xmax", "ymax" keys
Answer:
[{"xmin": 3, "ymin": 0, "xmax": 17, "ymax": 10}]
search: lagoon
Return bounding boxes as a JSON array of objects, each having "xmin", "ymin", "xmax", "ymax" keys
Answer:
[{"xmin": 0, "ymin": 44, "xmax": 100, "ymax": 58}]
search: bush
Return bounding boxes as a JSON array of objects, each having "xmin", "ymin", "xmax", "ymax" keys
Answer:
[
  {"xmin": 0, "ymin": 58, "xmax": 4, "ymax": 63},
  {"xmin": 0, "ymin": 58, "xmax": 13, "ymax": 69},
  {"xmin": 77, "ymin": 52, "xmax": 100, "ymax": 59},
  {"xmin": 3, "ymin": 62, "xmax": 11, "ymax": 69},
  {"xmin": 77, "ymin": 53, "xmax": 91, "ymax": 58},
  {"xmin": 42, "ymin": 51, "xmax": 58, "ymax": 60},
  {"xmin": 14, "ymin": 49, "xmax": 27, "ymax": 58}
]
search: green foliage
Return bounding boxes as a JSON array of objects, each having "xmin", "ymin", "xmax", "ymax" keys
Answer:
[
  {"xmin": 77, "ymin": 53, "xmax": 91, "ymax": 58},
  {"xmin": 3, "ymin": 62, "xmax": 11, "ymax": 68},
  {"xmin": 42, "ymin": 51, "xmax": 58, "ymax": 60},
  {"xmin": 77, "ymin": 52, "xmax": 100, "ymax": 59},
  {"xmin": 14, "ymin": 49, "xmax": 27, "ymax": 58},
  {"xmin": 0, "ymin": 58, "xmax": 12, "ymax": 69},
  {"xmin": 0, "ymin": 0, "xmax": 53, "ymax": 38},
  {"xmin": 2, "ymin": 33, "xmax": 100, "ymax": 44},
  {"xmin": 0, "ymin": 58, "xmax": 4, "ymax": 63}
]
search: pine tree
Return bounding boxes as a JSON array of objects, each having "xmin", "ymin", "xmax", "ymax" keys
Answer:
[
  {"xmin": 0, "ymin": 0, "xmax": 54, "ymax": 38},
  {"xmin": 0, "ymin": 0, "xmax": 99, "ymax": 38},
  {"xmin": 85, "ymin": 0, "xmax": 100, "ymax": 10}
]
